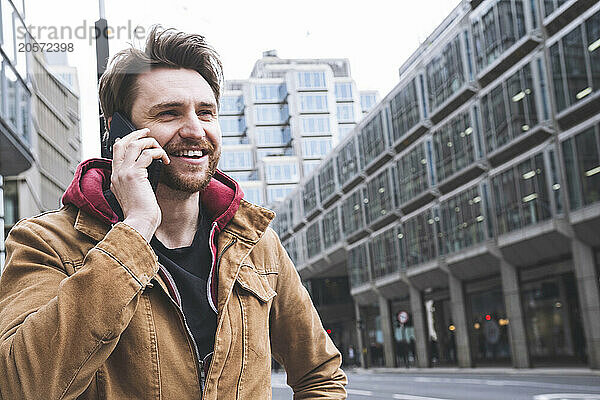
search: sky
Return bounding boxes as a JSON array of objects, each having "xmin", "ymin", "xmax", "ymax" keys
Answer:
[{"xmin": 24, "ymin": 0, "xmax": 461, "ymax": 159}]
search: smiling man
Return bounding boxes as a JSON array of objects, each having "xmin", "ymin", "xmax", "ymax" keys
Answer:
[{"xmin": 0, "ymin": 26, "xmax": 347, "ymax": 400}]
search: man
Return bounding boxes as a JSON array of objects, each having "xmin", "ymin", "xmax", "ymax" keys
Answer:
[{"xmin": 0, "ymin": 26, "xmax": 347, "ymax": 399}]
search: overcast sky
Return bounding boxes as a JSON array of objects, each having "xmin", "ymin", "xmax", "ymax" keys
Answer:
[{"xmin": 24, "ymin": 0, "xmax": 461, "ymax": 159}]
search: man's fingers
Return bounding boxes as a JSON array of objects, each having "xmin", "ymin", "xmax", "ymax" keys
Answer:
[
  {"xmin": 112, "ymin": 128, "xmax": 150, "ymax": 161},
  {"xmin": 134, "ymin": 148, "xmax": 170, "ymax": 168},
  {"xmin": 121, "ymin": 137, "xmax": 164, "ymax": 165}
]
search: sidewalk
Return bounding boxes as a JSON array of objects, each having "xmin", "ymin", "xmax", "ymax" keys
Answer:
[{"xmin": 349, "ymin": 366, "xmax": 600, "ymax": 376}]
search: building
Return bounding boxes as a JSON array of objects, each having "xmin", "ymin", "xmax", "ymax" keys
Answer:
[
  {"xmin": 0, "ymin": 0, "xmax": 34, "ymax": 269},
  {"xmin": 218, "ymin": 51, "xmax": 378, "ymax": 206},
  {"xmin": 272, "ymin": 0, "xmax": 600, "ymax": 370},
  {"xmin": 1, "ymin": 26, "xmax": 81, "ymax": 270}
]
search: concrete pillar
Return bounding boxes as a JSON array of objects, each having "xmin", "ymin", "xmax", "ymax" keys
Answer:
[
  {"xmin": 500, "ymin": 259, "xmax": 531, "ymax": 368},
  {"xmin": 409, "ymin": 285, "xmax": 430, "ymax": 368},
  {"xmin": 572, "ymin": 238, "xmax": 600, "ymax": 369},
  {"xmin": 448, "ymin": 273, "xmax": 473, "ymax": 367},
  {"xmin": 354, "ymin": 302, "xmax": 368, "ymax": 369},
  {"xmin": 378, "ymin": 295, "xmax": 397, "ymax": 367}
]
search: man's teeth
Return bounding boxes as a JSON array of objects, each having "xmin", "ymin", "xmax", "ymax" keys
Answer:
[{"xmin": 173, "ymin": 150, "xmax": 204, "ymax": 157}]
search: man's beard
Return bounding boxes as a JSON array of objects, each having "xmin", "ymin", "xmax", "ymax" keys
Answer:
[{"xmin": 159, "ymin": 138, "xmax": 221, "ymax": 193}]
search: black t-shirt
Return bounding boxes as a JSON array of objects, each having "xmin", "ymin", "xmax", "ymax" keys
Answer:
[{"xmin": 150, "ymin": 211, "xmax": 217, "ymax": 360}]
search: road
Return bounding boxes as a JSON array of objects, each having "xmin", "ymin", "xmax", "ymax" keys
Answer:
[{"xmin": 271, "ymin": 370, "xmax": 600, "ymax": 400}]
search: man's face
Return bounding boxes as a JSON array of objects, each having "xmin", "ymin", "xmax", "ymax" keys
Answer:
[{"xmin": 130, "ymin": 67, "xmax": 222, "ymax": 193}]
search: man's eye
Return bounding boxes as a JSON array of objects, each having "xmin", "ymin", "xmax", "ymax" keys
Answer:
[
  {"xmin": 198, "ymin": 110, "xmax": 215, "ymax": 116},
  {"xmin": 158, "ymin": 110, "xmax": 178, "ymax": 117}
]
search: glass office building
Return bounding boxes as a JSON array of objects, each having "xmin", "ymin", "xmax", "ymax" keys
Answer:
[
  {"xmin": 272, "ymin": 0, "xmax": 600, "ymax": 369},
  {"xmin": 218, "ymin": 52, "xmax": 378, "ymax": 206}
]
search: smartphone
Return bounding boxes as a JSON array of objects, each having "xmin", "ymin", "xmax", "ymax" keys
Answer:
[{"xmin": 107, "ymin": 112, "xmax": 162, "ymax": 192}]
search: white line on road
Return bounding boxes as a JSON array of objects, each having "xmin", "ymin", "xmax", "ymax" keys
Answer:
[
  {"xmin": 347, "ymin": 389, "xmax": 373, "ymax": 396},
  {"xmin": 392, "ymin": 394, "xmax": 451, "ymax": 400},
  {"xmin": 534, "ymin": 394, "xmax": 600, "ymax": 400},
  {"xmin": 412, "ymin": 377, "xmax": 600, "ymax": 392}
]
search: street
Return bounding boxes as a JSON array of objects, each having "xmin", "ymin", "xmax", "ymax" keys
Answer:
[{"xmin": 271, "ymin": 370, "xmax": 600, "ymax": 400}]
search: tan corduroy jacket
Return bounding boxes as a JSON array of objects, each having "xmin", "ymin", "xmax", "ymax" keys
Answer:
[{"xmin": 0, "ymin": 201, "xmax": 347, "ymax": 399}]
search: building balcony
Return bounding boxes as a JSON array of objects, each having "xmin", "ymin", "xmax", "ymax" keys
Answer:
[
  {"xmin": 556, "ymin": 90, "xmax": 600, "ymax": 131},
  {"xmin": 544, "ymin": 0, "xmax": 598, "ymax": 36},
  {"xmin": 392, "ymin": 120, "xmax": 432, "ymax": 153},
  {"xmin": 321, "ymin": 192, "xmax": 341, "ymax": 209},
  {"xmin": 486, "ymin": 123, "xmax": 554, "ymax": 167},
  {"xmin": 497, "ymin": 217, "xmax": 572, "ymax": 267},
  {"xmin": 398, "ymin": 189, "xmax": 438, "ymax": 215},
  {"xmin": 469, "ymin": 0, "xmax": 483, "ymax": 10},
  {"xmin": 406, "ymin": 259, "xmax": 448, "ymax": 291},
  {"xmin": 429, "ymin": 84, "xmax": 478, "ymax": 124},
  {"xmin": 366, "ymin": 210, "xmax": 400, "ymax": 232},
  {"xmin": 477, "ymin": 33, "xmax": 542, "ymax": 88},
  {"xmin": 436, "ymin": 161, "xmax": 487, "ymax": 194},
  {"xmin": 0, "ymin": 121, "xmax": 33, "ymax": 176},
  {"xmin": 364, "ymin": 149, "xmax": 395, "ymax": 176},
  {"xmin": 340, "ymin": 173, "xmax": 365, "ymax": 194},
  {"xmin": 343, "ymin": 225, "xmax": 370, "ymax": 245},
  {"xmin": 569, "ymin": 202, "xmax": 600, "ymax": 247},
  {"xmin": 350, "ymin": 282, "xmax": 379, "ymax": 306},
  {"xmin": 374, "ymin": 271, "xmax": 408, "ymax": 299},
  {"xmin": 444, "ymin": 240, "xmax": 500, "ymax": 281}
]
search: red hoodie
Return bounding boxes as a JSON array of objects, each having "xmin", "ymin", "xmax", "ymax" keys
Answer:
[{"xmin": 61, "ymin": 158, "xmax": 244, "ymax": 312}]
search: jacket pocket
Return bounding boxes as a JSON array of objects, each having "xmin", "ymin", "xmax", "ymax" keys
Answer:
[{"xmin": 235, "ymin": 265, "xmax": 277, "ymax": 303}]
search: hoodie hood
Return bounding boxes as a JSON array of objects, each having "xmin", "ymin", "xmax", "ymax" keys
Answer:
[{"xmin": 62, "ymin": 158, "xmax": 244, "ymax": 229}]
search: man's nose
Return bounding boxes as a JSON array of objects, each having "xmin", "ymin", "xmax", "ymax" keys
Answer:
[{"xmin": 178, "ymin": 110, "xmax": 206, "ymax": 138}]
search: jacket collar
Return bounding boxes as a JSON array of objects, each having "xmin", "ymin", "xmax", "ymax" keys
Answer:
[{"xmin": 63, "ymin": 158, "xmax": 273, "ymax": 243}]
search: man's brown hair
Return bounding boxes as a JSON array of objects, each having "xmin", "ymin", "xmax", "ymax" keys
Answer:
[{"xmin": 98, "ymin": 25, "xmax": 223, "ymax": 146}]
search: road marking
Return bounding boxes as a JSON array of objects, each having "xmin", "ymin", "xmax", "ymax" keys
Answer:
[
  {"xmin": 412, "ymin": 377, "xmax": 600, "ymax": 392},
  {"xmin": 534, "ymin": 395, "xmax": 600, "ymax": 400},
  {"xmin": 347, "ymin": 389, "xmax": 373, "ymax": 396},
  {"xmin": 393, "ymin": 395, "xmax": 451, "ymax": 400}
]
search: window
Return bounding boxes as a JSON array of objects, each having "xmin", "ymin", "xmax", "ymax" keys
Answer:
[
  {"xmin": 297, "ymin": 71, "xmax": 327, "ymax": 89},
  {"xmin": 363, "ymin": 169, "xmax": 393, "ymax": 225},
  {"xmin": 257, "ymin": 147, "xmax": 294, "ymax": 159},
  {"xmin": 242, "ymin": 186, "xmax": 263, "ymax": 205},
  {"xmin": 341, "ymin": 188, "xmax": 364, "ymax": 237},
  {"xmin": 438, "ymin": 185, "xmax": 486, "ymax": 255},
  {"xmin": 336, "ymin": 103, "xmax": 355, "ymax": 123},
  {"xmin": 348, "ymin": 243, "xmax": 370, "ymax": 288},
  {"xmin": 322, "ymin": 207, "xmax": 341, "ymax": 249},
  {"xmin": 336, "ymin": 138, "xmax": 359, "ymax": 186},
  {"xmin": 4, "ymin": 63, "xmax": 18, "ymax": 130},
  {"xmin": 267, "ymin": 184, "xmax": 295, "ymax": 203},
  {"xmin": 402, "ymin": 209, "xmax": 437, "ymax": 267},
  {"xmin": 219, "ymin": 150, "xmax": 253, "ymax": 171},
  {"xmin": 390, "ymin": 78, "xmax": 421, "ymax": 143},
  {"xmin": 472, "ymin": 0, "xmax": 528, "ymax": 72},
  {"xmin": 220, "ymin": 116, "xmax": 246, "ymax": 134},
  {"xmin": 227, "ymin": 170, "xmax": 258, "ymax": 181},
  {"xmin": 370, "ymin": 228, "xmax": 399, "ymax": 279},
  {"xmin": 433, "ymin": 110, "xmax": 476, "ymax": 182},
  {"xmin": 264, "ymin": 162, "xmax": 299, "ymax": 184},
  {"xmin": 358, "ymin": 111, "xmax": 386, "ymax": 168},
  {"xmin": 426, "ymin": 34, "xmax": 466, "ymax": 113},
  {"xmin": 543, "ymin": 0, "xmax": 568, "ymax": 17},
  {"xmin": 222, "ymin": 136, "xmax": 249, "ymax": 145},
  {"xmin": 300, "ymin": 116, "xmax": 331, "ymax": 135},
  {"xmin": 396, "ymin": 142, "xmax": 430, "ymax": 206},
  {"xmin": 549, "ymin": 11, "xmax": 600, "ymax": 113},
  {"xmin": 2, "ymin": 179, "xmax": 18, "ymax": 227},
  {"xmin": 302, "ymin": 137, "xmax": 332, "ymax": 158},
  {"xmin": 491, "ymin": 152, "xmax": 552, "ymax": 235},
  {"xmin": 253, "ymin": 83, "xmax": 287, "ymax": 103},
  {"xmin": 561, "ymin": 125, "xmax": 600, "ymax": 210},
  {"xmin": 303, "ymin": 177, "xmax": 319, "ymax": 215},
  {"xmin": 220, "ymin": 95, "xmax": 244, "ymax": 114},
  {"xmin": 303, "ymin": 160, "xmax": 321, "ymax": 175},
  {"xmin": 299, "ymin": 93, "xmax": 329, "ymax": 112},
  {"xmin": 338, "ymin": 124, "xmax": 355, "ymax": 139},
  {"xmin": 318, "ymin": 159, "xmax": 337, "ymax": 202},
  {"xmin": 360, "ymin": 92, "xmax": 378, "ymax": 113},
  {"xmin": 254, "ymin": 104, "xmax": 289, "ymax": 124},
  {"xmin": 1, "ymin": 0, "xmax": 16, "ymax": 62},
  {"xmin": 481, "ymin": 63, "xmax": 538, "ymax": 153},
  {"xmin": 255, "ymin": 126, "xmax": 291, "ymax": 146},
  {"xmin": 334, "ymin": 82, "xmax": 353, "ymax": 101},
  {"xmin": 306, "ymin": 220, "xmax": 322, "ymax": 259}
]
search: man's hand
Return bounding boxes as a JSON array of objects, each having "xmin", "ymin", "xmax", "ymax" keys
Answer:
[{"xmin": 110, "ymin": 128, "xmax": 170, "ymax": 242}]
